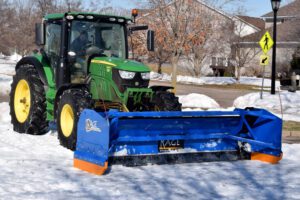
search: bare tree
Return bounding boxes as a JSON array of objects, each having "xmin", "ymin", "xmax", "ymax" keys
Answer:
[
  {"xmin": 204, "ymin": 0, "xmax": 246, "ymax": 10},
  {"xmin": 146, "ymin": 0, "xmax": 210, "ymax": 91},
  {"xmin": 3, "ymin": 0, "xmax": 84, "ymax": 56},
  {"xmin": 132, "ymin": 12, "xmax": 173, "ymax": 73},
  {"xmin": 11, "ymin": 0, "xmax": 37, "ymax": 56},
  {"xmin": 0, "ymin": 0, "xmax": 15, "ymax": 55},
  {"xmin": 184, "ymin": 3, "xmax": 234, "ymax": 77},
  {"xmin": 230, "ymin": 18, "xmax": 260, "ymax": 81}
]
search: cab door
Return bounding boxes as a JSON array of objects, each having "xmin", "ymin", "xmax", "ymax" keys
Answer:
[{"xmin": 44, "ymin": 21, "xmax": 62, "ymax": 77}]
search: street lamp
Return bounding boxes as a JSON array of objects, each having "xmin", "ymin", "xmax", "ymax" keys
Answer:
[{"xmin": 271, "ymin": 0, "xmax": 281, "ymax": 94}]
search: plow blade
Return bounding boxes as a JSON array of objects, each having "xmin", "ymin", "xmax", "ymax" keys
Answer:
[{"xmin": 74, "ymin": 108, "xmax": 282, "ymax": 175}]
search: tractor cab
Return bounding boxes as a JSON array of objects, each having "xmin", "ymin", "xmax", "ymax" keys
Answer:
[
  {"xmin": 36, "ymin": 12, "xmax": 154, "ymax": 86},
  {"xmin": 68, "ymin": 19, "xmax": 127, "ymax": 83}
]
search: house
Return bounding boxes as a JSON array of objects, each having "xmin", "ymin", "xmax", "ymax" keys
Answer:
[
  {"xmin": 239, "ymin": 0, "xmax": 300, "ymax": 77},
  {"xmin": 134, "ymin": 0, "xmax": 263, "ymax": 76}
]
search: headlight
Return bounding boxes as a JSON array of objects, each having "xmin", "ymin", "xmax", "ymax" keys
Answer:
[
  {"xmin": 141, "ymin": 72, "xmax": 150, "ymax": 80},
  {"xmin": 119, "ymin": 70, "xmax": 136, "ymax": 79}
]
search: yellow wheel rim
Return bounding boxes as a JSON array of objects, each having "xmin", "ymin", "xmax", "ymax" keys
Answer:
[
  {"xmin": 60, "ymin": 104, "xmax": 74, "ymax": 137},
  {"xmin": 14, "ymin": 79, "xmax": 31, "ymax": 123}
]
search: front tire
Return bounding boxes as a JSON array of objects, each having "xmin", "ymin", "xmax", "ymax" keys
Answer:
[
  {"xmin": 152, "ymin": 91, "xmax": 182, "ymax": 111},
  {"xmin": 57, "ymin": 89, "xmax": 91, "ymax": 150},
  {"xmin": 9, "ymin": 65, "xmax": 48, "ymax": 134}
]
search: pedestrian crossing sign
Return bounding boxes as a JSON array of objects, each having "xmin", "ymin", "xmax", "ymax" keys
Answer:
[
  {"xmin": 259, "ymin": 31, "xmax": 274, "ymax": 54},
  {"xmin": 260, "ymin": 54, "xmax": 269, "ymax": 66}
]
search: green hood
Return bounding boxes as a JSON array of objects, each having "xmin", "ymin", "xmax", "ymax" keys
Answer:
[{"xmin": 92, "ymin": 57, "xmax": 150, "ymax": 72}]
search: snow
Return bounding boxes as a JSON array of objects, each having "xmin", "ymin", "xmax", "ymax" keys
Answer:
[
  {"xmin": 0, "ymin": 69, "xmax": 299, "ymax": 198},
  {"xmin": 0, "ymin": 109, "xmax": 300, "ymax": 199},
  {"xmin": 151, "ymin": 72, "xmax": 280, "ymax": 87},
  {"xmin": 234, "ymin": 91, "xmax": 300, "ymax": 122},
  {"xmin": 0, "ymin": 74, "xmax": 12, "ymax": 96},
  {"xmin": 0, "ymin": 62, "xmax": 15, "ymax": 76},
  {"xmin": 179, "ymin": 93, "xmax": 220, "ymax": 110},
  {"xmin": 0, "ymin": 57, "xmax": 15, "ymax": 96},
  {"xmin": 9, "ymin": 53, "xmax": 22, "ymax": 62},
  {"xmin": 0, "ymin": 102, "xmax": 10, "ymax": 123}
]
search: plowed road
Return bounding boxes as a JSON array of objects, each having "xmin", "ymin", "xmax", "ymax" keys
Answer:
[
  {"xmin": 150, "ymin": 80, "xmax": 252, "ymax": 107},
  {"xmin": 0, "ymin": 78, "xmax": 252, "ymax": 107}
]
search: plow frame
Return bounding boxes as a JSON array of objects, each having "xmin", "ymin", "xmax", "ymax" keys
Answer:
[{"xmin": 74, "ymin": 108, "xmax": 282, "ymax": 175}]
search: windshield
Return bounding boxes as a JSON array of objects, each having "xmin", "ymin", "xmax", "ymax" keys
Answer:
[{"xmin": 69, "ymin": 20, "xmax": 126, "ymax": 59}]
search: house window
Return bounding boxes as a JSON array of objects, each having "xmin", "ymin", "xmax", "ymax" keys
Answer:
[
  {"xmin": 218, "ymin": 57, "xmax": 226, "ymax": 66},
  {"xmin": 211, "ymin": 57, "xmax": 217, "ymax": 66},
  {"xmin": 226, "ymin": 58, "xmax": 231, "ymax": 67}
]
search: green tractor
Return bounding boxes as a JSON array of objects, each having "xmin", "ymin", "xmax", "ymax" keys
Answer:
[{"xmin": 10, "ymin": 11, "xmax": 181, "ymax": 150}]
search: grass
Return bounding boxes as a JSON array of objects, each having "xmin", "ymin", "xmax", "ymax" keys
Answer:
[{"xmin": 283, "ymin": 121, "xmax": 300, "ymax": 132}]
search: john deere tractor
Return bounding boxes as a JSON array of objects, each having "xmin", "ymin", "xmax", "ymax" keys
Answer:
[{"xmin": 10, "ymin": 11, "xmax": 181, "ymax": 150}]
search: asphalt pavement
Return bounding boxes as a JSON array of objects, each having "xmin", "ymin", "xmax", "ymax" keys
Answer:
[{"xmin": 150, "ymin": 80, "xmax": 253, "ymax": 107}]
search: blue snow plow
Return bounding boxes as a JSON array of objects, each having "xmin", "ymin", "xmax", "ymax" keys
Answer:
[{"xmin": 74, "ymin": 108, "xmax": 282, "ymax": 175}]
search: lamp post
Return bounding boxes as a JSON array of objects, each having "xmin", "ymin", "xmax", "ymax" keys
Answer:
[{"xmin": 271, "ymin": 0, "xmax": 281, "ymax": 94}]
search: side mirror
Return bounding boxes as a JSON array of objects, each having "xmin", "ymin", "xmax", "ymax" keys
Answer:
[
  {"xmin": 68, "ymin": 51, "xmax": 77, "ymax": 64},
  {"xmin": 35, "ymin": 23, "xmax": 45, "ymax": 46},
  {"xmin": 128, "ymin": 25, "xmax": 148, "ymax": 34},
  {"xmin": 147, "ymin": 30, "xmax": 155, "ymax": 51}
]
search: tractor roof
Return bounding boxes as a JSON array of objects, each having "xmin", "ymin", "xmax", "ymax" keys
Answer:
[{"xmin": 44, "ymin": 12, "xmax": 131, "ymax": 21}]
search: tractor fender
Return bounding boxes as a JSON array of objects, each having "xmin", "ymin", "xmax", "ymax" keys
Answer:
[
  {"xmin": 54, "ymin": 84, "xmax": 88, "ymax": 119},
  {"xmin": 150, "ymin": 86, "xmax": 174, "ymax": 92},
  {"xmin": 16, "ymin": 56, "xmax": 48, "ymax": 87}
]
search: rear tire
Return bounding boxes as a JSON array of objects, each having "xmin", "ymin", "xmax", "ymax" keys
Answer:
[
  {"xmin": 152, "ymin": 91, "xmax": 182, "ymax": 111},
  {"xmin": 9, "ymin": 65, "xmax": 48, "ymax": 134},
  {"xmin": 57, "ymin": 89, "xmax": 91, "ymax": 150}
]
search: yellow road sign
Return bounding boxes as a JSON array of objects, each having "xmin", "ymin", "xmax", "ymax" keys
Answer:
[
  {"xmin": 260, "ymin": 54, "xmax": 269, "ymax": 66},
  {"xmin": 259, "ymin": 31, "xmax": 274, "ymax": 54}
]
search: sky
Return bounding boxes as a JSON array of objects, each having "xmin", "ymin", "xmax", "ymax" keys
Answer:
[
  {"xmin": 103, "ymin": 0, "xmax": 291, "ymax": 17},
  {"xmin": 239, "ymin": 0, "xmax": 290, "ymax": 17}
]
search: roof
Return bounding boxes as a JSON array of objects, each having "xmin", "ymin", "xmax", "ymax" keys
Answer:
[
  {"xmin": 242, "ymin": 19, "xmax": 300, "ymax": 43},
  {"xmin": 237, "ymin": 15, "xmax": 265, "ymax": 30},
  {"xmin": 262, "ymin": 0, "xmax": 300, "ymax": 18},
  {"xmin": 241, "ymin": 0, "xmax": 300, "ymax": 46},
  {"xmin": 44, "ymin": 12, "xmax": 131, "ymax": 20}
]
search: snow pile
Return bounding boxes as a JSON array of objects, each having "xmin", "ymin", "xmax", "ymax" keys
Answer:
[
  {"xmin": 0, "ymin": 58, "xmax": 15, "ymax": 95},
  {"xmin": 9, "ymin": 53, "xmax": 22, "ymax": 62},
  {"xmin": 177, "ymin": 76, "xmax": 236, "ymax": 85},
  {"xmin": 0, "ymin": 74, "xmax": 12, "ymax": 96},
  {"xmin": 179, "ymin": 93, "xmax": 220, "ymax": 110},
  {"xmin": 0, "ymin": 102, "xmax": 10, "ymax": 123},
  {"xmin": 151, "ymin": 72, "xmax": 280, "ymax": 87},
  {"xmin": 234, "ymin": 91, "xmax": 300, "ymax": 122},
  {"xmin": 0, "ymin": 58, "xmax": 16, "ymax": 75},
  {"xmin": 150, "ymin": 71, "xmax": 171, "ymax": 81}
]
